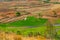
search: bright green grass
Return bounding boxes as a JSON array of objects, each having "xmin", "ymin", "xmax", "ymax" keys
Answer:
[
  {"xmin": 55, "ymin": 26, "xmax": 60, "ymax": 35},
  {"xmin": 22, "ymin": 26, "xmax": 46, "ymax": 36},
  {"xmin": 0, "ymin": 16, "xmax": 47, "ymax": 27},
  {"xmin": 0, "ymin": 26, "xmax": 46, "ymax": 36},
  {"xmin": 0, "ymin": 26, "xmax": 60, "ymax": 36}
]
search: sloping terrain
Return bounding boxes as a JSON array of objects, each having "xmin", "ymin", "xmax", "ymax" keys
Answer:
[{"xmin": 0, "ymin": 0, "xmax": 60, "ymax": 40}]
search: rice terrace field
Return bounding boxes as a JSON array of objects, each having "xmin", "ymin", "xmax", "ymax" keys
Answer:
[
  {"xmin": 0, "ymin": 16, "xmax": 47, "ymax": 35},
  {"xmin": 0, "ymin": 16, "xmax": 48, "ymax": 40},
  {"xmin": 0, "ymin": 16, "xmax": 60, "ymax": 40},
  {"xmin": 0, "ymin": 0, "xmax": 60, "ymax": 40}
]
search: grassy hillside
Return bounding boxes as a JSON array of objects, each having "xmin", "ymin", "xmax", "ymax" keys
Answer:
[
  {"xmin": 0, "ymin": 16, "xmax": 48, "ymax": 36},
  {"xmin": 0, "ymin": 16, "xmax": 47, "ymax": 27}
]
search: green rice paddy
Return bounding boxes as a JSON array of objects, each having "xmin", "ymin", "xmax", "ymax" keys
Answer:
[
  {"xmin": 0, "ymin": 16, "xmax": 47, "ymax": 27},
  {"xmin": 0, "ymin": 16, "xmax": 48, "ymax": 36}
]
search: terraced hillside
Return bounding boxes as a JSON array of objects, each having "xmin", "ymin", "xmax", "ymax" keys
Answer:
[{"xmin": 0, "ymin": 0, "xmax": 60, "ymax": 40}]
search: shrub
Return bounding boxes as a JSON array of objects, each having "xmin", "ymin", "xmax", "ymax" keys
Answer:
[
  {"xmin": 17, "ymin": 31, "xmax": 21, "ymax": 35},
  {"xmin": 16, "ymin": 12, "xmax": 21, "ymax": 16}
]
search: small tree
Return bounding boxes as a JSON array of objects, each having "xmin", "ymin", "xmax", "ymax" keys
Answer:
[
  {"xmin": 16, "ymin": 12, "xmax": 21, "ymax": 16},
  {"xmin": 53, "ymin": 11, "xmax": 57, "ymax": 17},
  {"xmin": 17, "ymin": 31, "xmax": 21, "ymax": 35},
  {"xmin": 38, "ymin": 13, "xmax": 42, "ymax": 18},
  {"xmin": 46, "ymin": 20, "xmax": 56, "ymax": 39}
]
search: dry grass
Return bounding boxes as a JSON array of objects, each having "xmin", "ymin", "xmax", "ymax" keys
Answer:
[{"xmin": 0, "ymin": 32, "xmax": 48, "ymax": 40}]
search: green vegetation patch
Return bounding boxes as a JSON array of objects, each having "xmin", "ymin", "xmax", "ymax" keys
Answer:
[
  {"xmin": 55, "ymin": 19, "xmax": 60, "ymax": 24},
  {"xmin": 0, "ymin": 26, "xmax": 46, "ymax": 36},
  {"xmin": 0, "ymin": 16, "xmax": 47, "ymax": 27}
]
